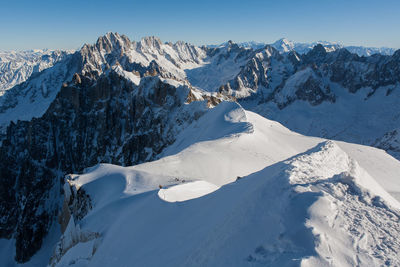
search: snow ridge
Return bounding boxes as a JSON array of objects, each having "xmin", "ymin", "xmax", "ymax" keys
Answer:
[
  {"xmin": 51, "ymin": 137, "xmax": 400, "ymax": 266},
  {"xmin": 1, "ymin": 33, "xmax": 400, "ymax": 266}
]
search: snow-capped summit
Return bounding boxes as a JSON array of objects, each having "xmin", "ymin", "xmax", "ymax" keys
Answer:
[
  {"xmin": 138, "ymin": 35, "xmax": 163, "ymax": 50},
  {"xmin": 271, "ymin": 38, "xmax": 295, "ymax": 53},
  {"xmin": 94, "ymin": 32, "xmax": 132, "ymax": 53},
  {"xmin": 1, "ymin": 33, "xmax": 400, "ymax": 266}
]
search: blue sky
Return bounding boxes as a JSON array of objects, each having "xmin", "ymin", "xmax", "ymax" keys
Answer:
[{"xmin": 1, "ymin": 0, "xmax": 399, "ymax": 50}]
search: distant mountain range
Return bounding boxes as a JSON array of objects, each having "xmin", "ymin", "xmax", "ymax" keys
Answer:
[
  {"xmin": 0, "ymin": 49, "xmax": 73, "ymax": 95},
  {"xmin": 209, "ymin": 38, "xmax": 397, "ymax": 56},
  {"xmin": 1, "ymin": 33, "xmax": 400, "ymax": 266},
  {"xmin": 0, "ymin": 38, "xmax": 394, "ymax": 102}
]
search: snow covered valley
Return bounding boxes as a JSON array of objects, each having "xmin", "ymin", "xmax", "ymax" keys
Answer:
[{"xmin": 27, "ymin": 102, "xmax": 400, "ymax": 267}]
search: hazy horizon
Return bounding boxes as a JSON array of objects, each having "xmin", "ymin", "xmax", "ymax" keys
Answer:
[{"xmin": 1, "ymin": 0, "xmax": 400, "ymax": 51}]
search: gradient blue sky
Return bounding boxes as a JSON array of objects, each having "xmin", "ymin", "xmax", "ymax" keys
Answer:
[{"xmin": 1, "ymin": 0, "xmax": 399, "ymax": 51}]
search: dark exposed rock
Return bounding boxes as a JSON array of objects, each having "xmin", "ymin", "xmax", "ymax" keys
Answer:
[
  {"xmin": 1, "ymin": 34, "xmax": 400, "ymax": 264},
  {"xmin": 0, "ymin": 68, "xmax": 206, "ymax": 262},
  {"xmin": 374, "ymin": 129, "xmax": 400, "ymax": 159},
  {"xmin": 0, "ymin": 52, "xmax": 82, "ymax": 114},
  {"xmin": 217, "ymin": 41, "xmax": 400, "ymax": 106},
  {"xmin": 294, "ymin": 77, "xmax": 335, "ymax": 106}
]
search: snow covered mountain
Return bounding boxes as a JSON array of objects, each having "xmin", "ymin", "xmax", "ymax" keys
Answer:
[
  {"xmin": 0, "ymin": 49, "xmax": 73, "ymax": 95},
  {"xmin": 1, "ymin": 32, "xmax": 400, "ymax": 266},
  {"xmin": 215, "ymin": 44, "xmax": 400, "ymax": 160},
  {"xmin": 7, "ymin": 101, "xmax": 400, "ymax": 267},
  {"xmin": 217, "ymin": 38, "xmax": 396, "ymax": 56},
  {"xmin": 344, "ymin": 45, "xmax": 397, "ymax": 57}
]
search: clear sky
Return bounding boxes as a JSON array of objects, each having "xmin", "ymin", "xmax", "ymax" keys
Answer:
[{"xmin": 1, "ymin": 0, "xmax": 399, "ymax": 51}]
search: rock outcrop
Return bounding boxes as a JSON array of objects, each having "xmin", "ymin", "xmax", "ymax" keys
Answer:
[{"xmin": 0, "ymin": 61, "xmax": 207, "ymax": 262}]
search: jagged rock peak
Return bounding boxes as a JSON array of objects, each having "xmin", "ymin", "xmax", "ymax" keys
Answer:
[
  {"xmin": 303, "ymin": 43, "xmax": 328, "ymax": 62},
  {"xmin": 276, "ymin": 37, "xmax": 291, "ymax": 45},
  {"xmin": 95, "ymin": 32, "xmax": 131, "ymax": 52},
  {"xmin": 220, "ymin": 40, "xmax": 242, "ymax": 54},
  {"xmin": 271, "ymin": 38, "xmax": 295, "ymax": 52},
  {"xmin": 226, "ymin": 40, "xmax": 239, "ymax": 47},
  {"xmin": 172, "ymin": 40, "xmax": 187, "ymax": 47},
  {"xmin": 311, "ymin": 43, "xmax": 327, "ymax": 54},
  {"xmin": 139, "ymin": 36, "xmax": 163, "ymax": 49}
]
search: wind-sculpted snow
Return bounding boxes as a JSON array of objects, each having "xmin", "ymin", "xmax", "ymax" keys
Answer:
[
  {"xmin": 51, "ymin": 136, "xmax": 400, "ymax": 266},
  {"xmin": 0, "ymin": 67, "xmax": 208, "ymax": 262},
  {"xmin": 1, "ymin": 32, "xmax": 400, "ymax": 265},
  {"xmin": 285, "ymin": 141, "xmax": 400, "ymax": 266},
  {"xmin": 2, "ymin": 33, "xmax": 399, "ymax": 159}
]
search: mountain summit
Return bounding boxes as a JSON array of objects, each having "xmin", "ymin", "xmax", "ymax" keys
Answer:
[{"xmin": 0, "ymin": 33, "xmax": 400, "ymax": 266}]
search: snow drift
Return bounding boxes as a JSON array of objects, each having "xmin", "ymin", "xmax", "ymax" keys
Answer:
[{"xmin": 49, "ymin": 103, "xmax": 400, "ymax": 267}]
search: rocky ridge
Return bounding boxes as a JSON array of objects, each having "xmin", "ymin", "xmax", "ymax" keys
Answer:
[{"xmin": 1, "ymin": 32, "xmax": 400, "ymax": 263}]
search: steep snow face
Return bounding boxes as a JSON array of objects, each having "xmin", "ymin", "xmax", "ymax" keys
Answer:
[
  {"xmin": 2, "ymin": 33, "xmax": 400, "ymax": 266},
  {"xmin": 185, "ymin": 42, "xmax": 254, "ymax": 92},
  {"xmin": 0, "ymin": 64, "xmax": 209, "ymax": 262},
  {"xmin": 67, "ymin": 101, "xmax": 320, "ymax": 196},
  {"xmin": 227, "ymin": 45, "xmax": 400, "ymax": 159},
  {"xmin": 271, "ymin": 38, "xmax": 295, "ymax": 53},
  {"xmin": 0, "ymin": 49, "xmax": 73, "ymax": 95},
  {"xmin": 249, "ymin": 82, "xmax": 400, "ymax": 154},
  {"xmin": 49, "ymin": 104, "xmax": 400, "ymax": 267},
  {"xmin": 0, "ymin": 52, "xmax": 80, "ymax": 133}
]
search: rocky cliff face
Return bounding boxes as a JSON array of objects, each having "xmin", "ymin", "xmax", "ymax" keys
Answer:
[
  {"xmin": 217, "ymin": 44, "xmax": 400, "ymax": 102},
  {"xmin": 0, "ymin": 33, "xmax": 211, "ymax": 262},
  {"xmin": 1, "ymin": 33, "xmax": 400, "ymax": 263},
  {"xmin": 0, "ymin": 33, "xmax": 209, "ymax": 135},
  {"xmin": 0, "ymin": 69, "xmax": 207, "ymax": 262},
  {"xmin": 210, "ymin": 44, "xmax": 400, "ymax": 153},
  {"xmin": 0, "ymin": 52, "xmax": 82, "ymax": 137}
]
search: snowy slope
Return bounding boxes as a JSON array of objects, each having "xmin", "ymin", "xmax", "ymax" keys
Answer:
[
  {"xmin": 0, "ymin": 52, "xmax": 79, "ymax": 134},
  {"xmin": 46, "ymin": 102, "xmax": 400, "ymax": 267},
  {"xmin": 1, "ymin": 33, "xmax": 400, "ymax": 266},
  {"xmin": 0, "ymin": 34, "xmax": 248, "ymax": 134},
  {"xmin": 250, "ymin": 82, "xmax": 400, "ymax": 152},
  {"xmin": 0, "ymin": 49, "xmax": 73, "ymax": 95}
]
